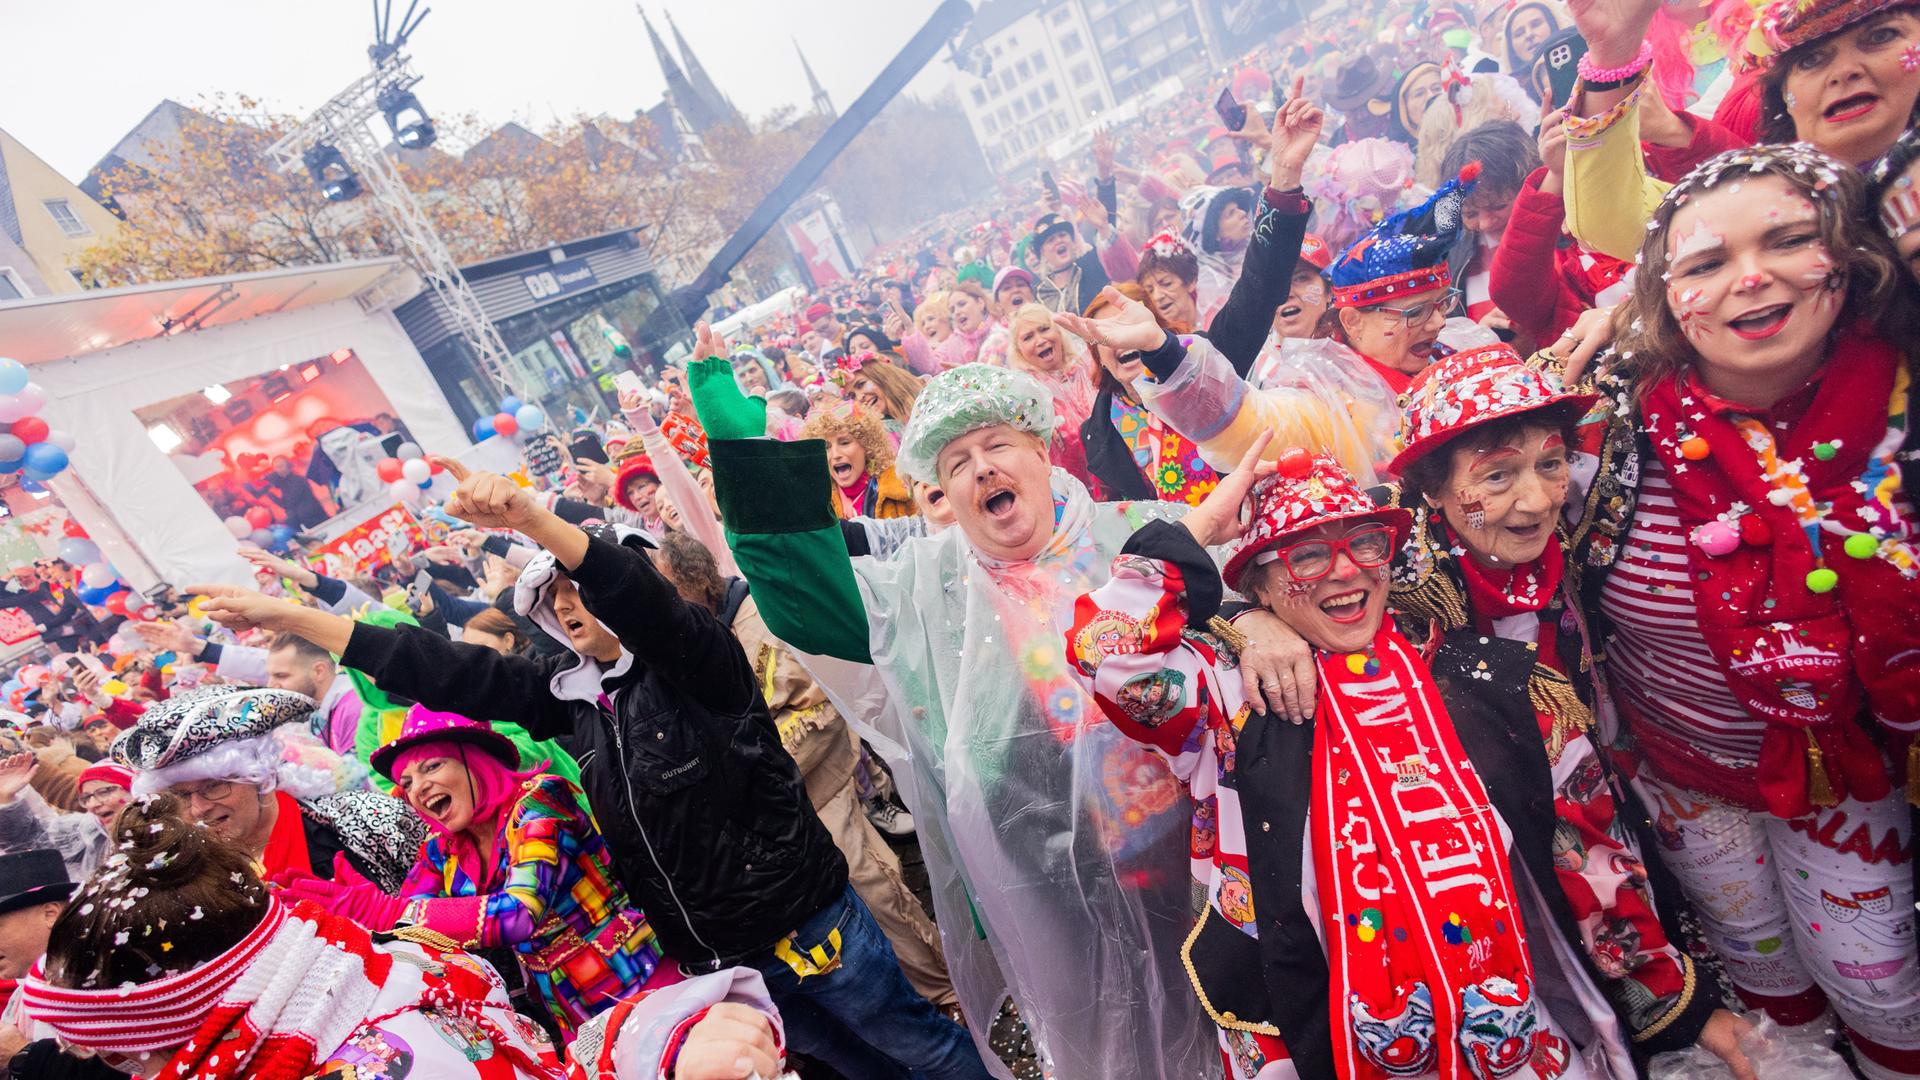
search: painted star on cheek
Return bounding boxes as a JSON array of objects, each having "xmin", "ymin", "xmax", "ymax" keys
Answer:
[{"xmin": 1903, "ymin": 44, "xmax": 1920, "ymax": 72}]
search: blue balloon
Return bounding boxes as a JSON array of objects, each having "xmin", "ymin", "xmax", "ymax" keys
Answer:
[
  {"xmin": 20, "ymin": 443, "xmax": 66, "ymax": 479},
  {"xmin": 514, "ymin": 404, "xmax": 546, "ymax": 432},
  {"xmin": 268, "ymin": 524, "xmax": 294, "ymax": 543},
  {"xmin": 76, "ymin": 583, "xmax": 112, "ymax": 605},
  {"xmin": 0, "ymin": 359, "xmax": 27, "ymax": 396},
  {"xmin": 500, "ymin": 395, "xmax": 524, "ymax": 415},
  {"xmin": 18, "ymin": 477, "xmax": 45, "ymax": 491},
  {"xmin": 473, "ymin": 415, "xmax": 495, "ymax": 440},
  {"xmin": 0, "ymin": 458, "xmax": 20, "ymax": 475},
  {"xmin": 249, "ymin": 528, "xmax": 275, "ymax": 548}
]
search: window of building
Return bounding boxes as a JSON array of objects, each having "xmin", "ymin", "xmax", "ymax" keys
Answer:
[
  {"xmin": 1071, "ymin": 62, "xmax": 1094, "ymax": 84},
  {"xmin": 1013, "ymin": 98, "xmax": 1029, "ymax": 120},
  {"xmin": 1082, "ymin": 92, "xmax": 1104, "ymax": 114},
  {"xmin": 1061, "ymin": 30, "xmax": 1083, "ymax": 54},
  {"xmin": 68, "ymin": 269, "xmax": 87, "ymax": 288},
  {"xmin": 998, "ymin": 105, "xmax": 1013, "ymax": 126},
  {"xmin": 1027, "ymin": 90, "xmax": 1043, "ymax": 110},
  {"xmin": 1000, "ymin": 69, "xmax": 1016, "ymax": 92},
  {"xmin": 1038, "ymin": 115, "xmax": 1054, "ymax": 138},
  {"xmin": 984, "ymin": 114, "xmax": 999, "ymax": 135},
  {"xmin": 43, "ymin": 200, "xmax": 88, "ymax": 238},
  {"xmin": 992, "ymin": 44, "xmax": 1003, "ymax": 58},
  {"xmin": 0, "ymin": 270, "xmax": 22, "ymax": 302},
  {"xmin": 1016, "ymin": 58, "xmax": 1032, "ymax": 80},
  {"xmin": 1051, "ymin": 7, "xmax": 1071, "ymax": 24},
  {"xmin": 971, "ymin": 86, "xmax": 988, "ymax": 107},
  {"xmin": 1043, "ymin": 81, "xmax": 1060, "ymax": 102},
  {"xmin": 1029, "ymin": 52, "xmax": 1045, "ymax": 72}
]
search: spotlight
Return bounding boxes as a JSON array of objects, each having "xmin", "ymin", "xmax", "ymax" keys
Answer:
[
  {"xmin": 378, "ymin": 85, "xmax": 437, "ymax": 151},
  {"xmin": 302, "ymin": 143, "xmax": 362, "ymax": 202}
]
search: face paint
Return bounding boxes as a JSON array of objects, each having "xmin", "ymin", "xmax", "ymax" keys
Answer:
[
  {"xmin": 1739, "ymin": 273, "xmax": 1766, "ymax": 291},
  {"xmin": 1456, "ymin": 487, "xmax": 1489, "ymax": 530},
  {"xmin": 1297, "ymin": 281, "xmax": 1326, "ymax": 306},
  {"xmin": 1668, "ymin": 284, "xmax": 1715, "ymax": 341},
  {"xmin": 1667, "ymin": 219, "xmax": 1725, "ymax": 264},
  {"xmin": 1904, "ymin": 43, "xmax": 1920, "ymax": 72}
]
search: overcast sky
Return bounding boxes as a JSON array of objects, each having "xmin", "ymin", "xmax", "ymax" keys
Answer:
[{"xmin": 1, "ymin": 0, "xmax": 960, "ymax": 181}]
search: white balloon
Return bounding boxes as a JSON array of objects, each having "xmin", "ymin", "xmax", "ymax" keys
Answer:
[
  {"xmin": 389, "ymin": 478, "xmax": 421, "ymax": 503},
  {"xmin": 14, "ymin": 384, "xmax": 45, "ymax": 415},
  {"xmin": 0, "ymin": 396, "xmax": 30, "ymax": 424},
  {"xmin": 45, "ymin": 430, "xmax": 74, "ymax": 453},
  {"xmin": 395, "ymin": 442, "xmax": 424, "ymax": 460},
  {"xmin": 81, "ymin": 562, "xmax": 116, "ymax": 589},
  {"xmin": 225, "ymin": 515, "xmax": 251, "ymax": 538},
  {"xmin": 400, "ymin": 458, "xmax": 431, "ymax": 484}
]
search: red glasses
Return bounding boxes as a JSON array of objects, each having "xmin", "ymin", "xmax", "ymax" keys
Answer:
[{"xmin": 1267, "ymin": 524, "xmax": 1396, "ymax": 580}]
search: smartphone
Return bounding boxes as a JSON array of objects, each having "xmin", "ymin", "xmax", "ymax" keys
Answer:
[
  {"xmin": 1541, "ymin": 28, "xmax": 1589, "ymax": 109},
  {"xmin": 1041, "ymin": 170, "xmax": 1061, "ymax": 202},
  {"xmin": 63, "ymin": 656, "xmax": 84, "ymax": 674},
  {"xmin": 1214, "ymin": 86, "xmax": 1247, "ymax": 131},
  {"xmin": 405, "ymin": 568, "xmax": 434, "ymax": 613},
  {"xmin": 570, "ymin": 432, "xmax": 609, "ymax": 465},
  {"xmin": 613, "ymin": 370, "xmax": 647, "ymax": 399}
]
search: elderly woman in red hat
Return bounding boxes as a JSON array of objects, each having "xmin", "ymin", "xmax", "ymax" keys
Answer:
[
  {"xmin": 280, "ymin": 704, "xmax": 673, "ymax": 1037},
  {"xmin": 1064, "ymin": 444, "xmax": 1751, "ymax": 1080}
]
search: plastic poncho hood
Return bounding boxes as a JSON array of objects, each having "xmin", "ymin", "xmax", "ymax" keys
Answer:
[{"xmin": 513, "ymin": 524, "xmax": 654, "ymax": 703}]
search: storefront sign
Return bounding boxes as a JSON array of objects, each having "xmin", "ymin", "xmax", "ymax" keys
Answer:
[
  {"xmin": 523, "ymin": 258, "xmax": 600, "ymax": 302},
  {"xmin": 306, "ymin": 503, "xmax": 428, "ymax": 579}
]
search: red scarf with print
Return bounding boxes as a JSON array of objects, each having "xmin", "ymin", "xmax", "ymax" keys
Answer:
[
  {"xmin": 1313, "ymin": 625, "xmax": 1568, "ymax": 1080},
  {"xmin": 1641, "ymin": 328, "xmax": 1920, "ymax": 818}
]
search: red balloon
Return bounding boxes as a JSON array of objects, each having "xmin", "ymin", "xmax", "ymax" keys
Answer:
[
  {"xmin": 492, "ymin": 412, "xmax": 519, "ymax": 437},
  {"xmin": 104, "ymin": 590, "xmax": 131, "ymax": 617},
  {"xmin": 244, "ymin": 506, "xmax": 273, "ymax": 529},
  {"xmin": 428, "ymin": 460, "xmax": 444, "ymax": 474},
  {"xmin": 1276, "ymin": 447, "xmax": 1314, "ymax": 479},
  {"xmin": 62, "ymin": 519, "xmax": 86, "ymax": 538},
  {"xmin": 10, "ymin": 417, "xmax": 48, "ymax": 445},
  {"xmin": 376, "ymin": 457, "xmax": 405, "ymax": 483}
]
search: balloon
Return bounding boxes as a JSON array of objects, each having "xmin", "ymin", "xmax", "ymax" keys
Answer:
[
  {"xmin": 514, "ymin": 404, "xmax": 547, "ymax": 432},
  {"xmin": 268, "ymin": 524, "xmax": 294, "ymax": 548},
  {"xmin": 500, "ymin": 396, "xmax": 524, "ymax": 415},
  {"xmin": 46, "ymin": 430, "xmax": 74, "ymax": 453},
  {"xmin": 12, "ymin": 384, "xmax": 44, "ymax": 416},
  {"xmin": 76, "ymin": 584, "xmax": 113, "ymax": 605},
  {"xmin": 105, "ymin": 592, "xmax": 131, "ymax": 617},
  {"xmin": 492, "ymin": 412, "xmax": 519, "ymax": 437},
  {"xmin": 20, "ymin": 442, "xmax": 66, "ymax": 480},
  {"xmin": 17, "ymin": 479, "xmax": 43, "ymax": 493},
  {"xmin": 80, "ymin": 562, "xmax": 116, "ymax": 589},
  {"xmin": 102, "ymin": 678, "xmax": 130, "ymax": 697},
  {"xmin": 395, "ymin": 442, "xmax": 424, "ymax": 460},
  {"xmin": 224, "ymin": 515, "xmax": 251, "ymax": 538},
  {"xmin": 17, "ymin": 666, "xmax": 46, "ymax": 688},
  {"xmin": 0, "ymin": 436, "xmax": 24, "ymax": 463},
  {"xmin": 375, "ymin": 458, "xmax": 404, "ymax": 483},
  {"xmin": 389, "ymin": 479, "xmax": 421, "ymax": 503},
  {"xmin": 400, "ymin": 458, "xmax": 431, "ymax": 484},
  {"xmin": 473, "ymin": 416, "xmax": 496, "ymax": 440},
  {"xmin": 57, "ymin": 538, "xmax": 99, "ymax": 564},
  {"xmin": 61, "ymin": 518, "xmax": 85, "ymax": 538},
  {"xmin": 10, "ymin": 417, "xmax": 48, "ymax": 445},
  {"xmin": 248, "ymin": 528, "xmax": 275, "ymax": 547},
  {"xmin": 0, "ymin": 359, "xmax": 27, "ymax": 396},
  {"xmin": 244, "ymin": 506, "xmax": 273, "ymax": 529}
]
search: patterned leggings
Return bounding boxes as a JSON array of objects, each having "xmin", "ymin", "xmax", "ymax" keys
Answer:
[{"xmin": 1636, "ymin": 774, "xmax": 1920, "ymax": 1078}]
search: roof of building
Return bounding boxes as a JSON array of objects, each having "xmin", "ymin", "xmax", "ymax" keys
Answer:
[
  {"xmin": 80, "ymin": 99, "xmax": 220, "ymax": 201},
  {"xmin": 957, "ymin": 0, "xmax": 1042, "ymax": 54},
  {"xmin": 0, "ymin": 256, "xmax": 410, "ymax": 363}
]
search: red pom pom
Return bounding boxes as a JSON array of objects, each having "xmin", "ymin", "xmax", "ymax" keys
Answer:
[
  {"xmin": 1739, "ymin": 514, "xmax": 1773, "ymax": 546},
  {"xmin": 1458, "ymin": 160, "xmax": 1482, "ymax": 184},
  {"xmin": 1277, "ymin": 447, "xmax": 1314, "ymax": 479}
]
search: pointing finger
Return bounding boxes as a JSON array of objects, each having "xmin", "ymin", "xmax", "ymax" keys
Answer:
[{"xmin": 432, "ymin": 456, "xmax": 471, "ymax": 483}]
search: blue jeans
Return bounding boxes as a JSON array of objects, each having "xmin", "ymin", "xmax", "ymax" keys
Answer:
[{"xmin": 751, "ymin": 885, "xmax": 991, "ymax": 1080}]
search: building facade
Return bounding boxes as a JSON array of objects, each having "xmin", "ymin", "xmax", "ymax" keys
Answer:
[
  {"xmin": 0, "ymin": 128, "xmax": 122, "ymax": 297},
  {"xmin": 950, "ymin": 0, "xmax": 1218, "ymax": 172}
]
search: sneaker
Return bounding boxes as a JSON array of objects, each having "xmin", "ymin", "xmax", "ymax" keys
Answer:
[{"xmin": 866, "ymin": 797, "xmax": 915, "ymax": 836}]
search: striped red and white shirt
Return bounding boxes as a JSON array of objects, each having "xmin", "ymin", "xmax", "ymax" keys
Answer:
[{"xmin": 1599, "ymin": 457, "xmax": 1763, "ymax": 763}]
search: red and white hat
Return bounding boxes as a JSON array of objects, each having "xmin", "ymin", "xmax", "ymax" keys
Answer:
[
  {"xmin": 1388, "ymin": 343, "xmax": 1600, "ymax": 476},
  {"xmin": 1299, "ymin": 233, "xmax": 1333, "ymax": 272},
  {"xmin": 1223, "ymin": 454, "xmax": 1413, "ymax": 592}
]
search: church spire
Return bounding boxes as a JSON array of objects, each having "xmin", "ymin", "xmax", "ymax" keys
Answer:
[
  {"xmin": 638, "ymin": 4, "xmax": 688, "ymax": 98},
  {"xmin": 795, "ymin": 38, "xmax": 835, "ymax": 118},
  {"xmin": 665, "ymin": 9, "xmax": 739, "ymax": 128}
]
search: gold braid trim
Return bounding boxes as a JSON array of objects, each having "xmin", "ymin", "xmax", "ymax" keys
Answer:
[
  {"xmin": 1529, "ymin": 664, "xmax": 1595, "ymax": 767},
  {"xmin": 391, "ymin": 924, "xmax": 466, "ymax": 954},
  {"xmin": 1206, "ymin": 615, "xmax": 1248, "ymax": 655},
  {"xmin": 1631, "ymin": 954, "xmax": 1697, "ymax": 1043},
  {"xmin": 1180, "ymin": 908, "xmax": 1283, "ymax": 1036},
  {"xmin": 1806, "ymin": 729, "xmax": 1840, "ymax": 808},
  {"xmin": 1394, "ymin": 565, "xmax": 1471, "ymax": 632}
]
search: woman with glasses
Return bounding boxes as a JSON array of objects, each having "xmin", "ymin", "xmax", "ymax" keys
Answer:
[{"xmin": 1063, "ymin": 450, "xmax": 1748, "ymax": 1080}]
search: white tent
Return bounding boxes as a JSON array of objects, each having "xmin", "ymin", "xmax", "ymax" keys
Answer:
[{"xmin": 0, "ymin": 257, "xmax": 472, "ymax": 589}]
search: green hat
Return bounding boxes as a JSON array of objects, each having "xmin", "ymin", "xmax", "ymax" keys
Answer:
[{"xmin": 896, "ymin": 364, "xmax": 1058, "ymax": 485}]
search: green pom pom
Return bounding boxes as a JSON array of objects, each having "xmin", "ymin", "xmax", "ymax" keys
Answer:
[
  {"xmin": 1812, "ymin": 442, "xmax": 1838, "ymax": 461},
  {"xmin": 1844, "ymin": 533, "xmax": 1879, "ymax": 559},
  {"xmin": 1806, "ymin": 567, "xmax": 1840, "ymax": 593}
]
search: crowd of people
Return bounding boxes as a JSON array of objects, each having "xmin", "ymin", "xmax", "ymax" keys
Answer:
[{"xmin": 1, "ymin": 0, "xmax": 1919, "ymax": 1075}]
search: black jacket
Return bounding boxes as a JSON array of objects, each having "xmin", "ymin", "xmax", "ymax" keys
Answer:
[
  {"xmin": 1133, "ymin": 523, "xmax": 1722, "ymax": 1077},
  {"xmin": 340, "ymin": 534, "xmax": 848, "ymax": 965},
  {"xmin": 1079, "ymin": 186, "xmax": 1310, "ymax": 500}
]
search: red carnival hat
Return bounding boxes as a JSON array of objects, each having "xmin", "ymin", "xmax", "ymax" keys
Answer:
[
  {"xmin": 804, "ymin": 302, "xmax": 833, "ymax": 322},
  {"xmin": 369, "ymin": 705, "xmax": 520, "ymax": 781},
  {"xmin": 612, "ymin": 454, "xmax": 661, "ymax": 512},
  {"xmin": 1387, "ymin": 343, "xmax": 1601, "ymax": 475},
  {"xmin": 1748, "ymin": 0, "xmax": 1906, "ymax": 70},
  {"xmin": 1299, "ymin": 233, "xmax": 1333, "ymax": 271},
  {"xmin": 1223, "ymin": 454, "xmax": 1413, "ymax": 592},
  {"xmin": 78, "ymin": 761, "xmax": 134, "ymax": 792}
]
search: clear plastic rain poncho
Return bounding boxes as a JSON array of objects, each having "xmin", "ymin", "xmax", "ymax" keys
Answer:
[{"xmin": 799, "ymin": 470, "xmax": 1220, "ymax": 1080}]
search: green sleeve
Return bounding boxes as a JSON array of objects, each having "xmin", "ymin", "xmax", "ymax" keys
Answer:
[
  {"xmin": 712, "ymin": 437, "xmax": 873, "ymax": 664},
  {"xmin": 355, "ymin": 704, "xmax": 402, "ymax": 794},
  {"xmin": 504, "ymin": 725, "xmax": 580, "ymax": 784}
]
